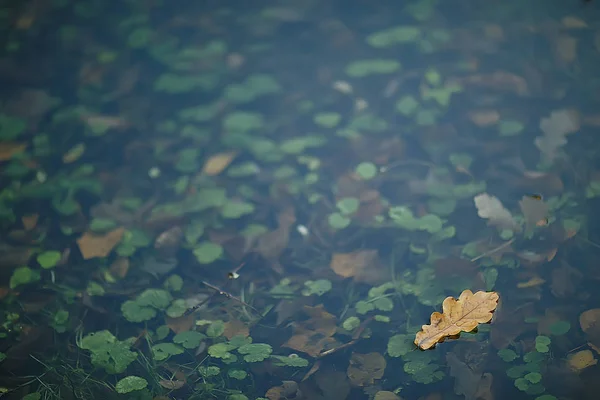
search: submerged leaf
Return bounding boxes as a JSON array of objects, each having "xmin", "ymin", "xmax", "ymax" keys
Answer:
[
  {"xmin": 474, "ymin": 193, "xmax": 518, "ymax": 231},
  {"xmin": 414, "ymin": 290, "xmax": 499, "ymax": 349}
]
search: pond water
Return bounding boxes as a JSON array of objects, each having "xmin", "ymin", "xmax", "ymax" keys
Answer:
[{"xmin": 1, "ymin": 0, "xmax": 600, "ymax": 399}]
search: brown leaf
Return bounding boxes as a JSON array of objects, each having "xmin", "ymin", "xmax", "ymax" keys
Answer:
[
  {"xmin": 223, "ymin": 319, "xmax": 249, "ymax": 339},
  {"xmin": 447, "ymin": 353, "xmax": 494, "ymax": 400},
  {"xmin": 474, "ymin": 193, "xmax": 518, "ymax": 231},
  {"xmin": 283, "ymin": 305, "xmax": 339, "ymax": 357},
  {"xmin": 346, "ymin": 352, "xmax": 386, "ymax": 386},
  {"xmin": 265, "ymin": 380, "xmax": 302, "ymax": 400},
  {"xmin": 109, "ymin": 257, "xmax": 130, "ymax": 279},
  {"xmin": 330, "ymin": 250, "xmax": 386, "ymax": 284},
  {"xmin": 202, "ymin": 151, "xmax": 237, "ymax": 176},
  {"xmin": 158, "ymin": 379, "xmax": 186, "ymax": 390},
  {"xmin": 468, "ymin": 110, "xmax": 500, "ymax": 127},
  {"xmin": 580, "ymin": 309, "xmax": 600, "ymax": 350},
  {"xmin": 519, "ymin": 195, "xmax": 549, "ymax": 232},
  {"xmin": 255, "ymin": 207, "xmax": 296, "ymax": 273},
  {"xmin": 373, "ymin": 391, "xmax": 402, "ymax": 400},
  {"xmin": 76, "ymin": 227, "xmax": 125, "ymax": 259},
  {"xmin": 166, "ymin": 314, "xmax": 195, "ymax": 334},
  {"xmin": 562, "ymin": 16, "xmax": 588, "ymax": 29},
  {"xmin": 0, "ymin": 142, "xmax": 27, "ymax": 161},
  {"xmin": 567, "ymin": 350, "xmax": 597, "ymax": 372},
  {"xmin": 555, "ymin": 35, "xmax": 578, "ymax": 64},
  {"xmin": 414, "ymin": 290, "xmax": 499, "ymax": 350},
  {"xmin": 21, "ymin": 214, "xmax": 38, "ymax": 231}
]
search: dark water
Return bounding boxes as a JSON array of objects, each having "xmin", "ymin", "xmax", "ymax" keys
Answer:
[{"xmin": 1, "ymin": 1, "xmax": 600, "ymax": 399}]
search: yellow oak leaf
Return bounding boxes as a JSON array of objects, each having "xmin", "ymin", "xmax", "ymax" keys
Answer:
[{"xmin": 414, "ymin": 290, "xmax": 499, "ymax": 350}]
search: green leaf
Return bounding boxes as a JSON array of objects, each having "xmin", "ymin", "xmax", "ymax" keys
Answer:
[
  {"xmin": 166, "ymin": 299, "xmax": 187, "ymax": 318},
  {"xmin": 482, "ymin": 267, "xmax": 498, "ymax": 291},
  {"xmin": 22, "ymin": 394, "xmax": 41, "ymax": 400},
  {"xmin": 227, "ymin": 162, "xmax": 260, "ymax": 177},
  {"xmin": 525, "ymin": 372, "xmax": 542, "ymax": 384},
  {"xmin": 498, "ymin": 348, "xmax": 518, "ymax": 362},
  {"xmin": 343, "ymin": 317, "xmax": 361, "ymax": 331},
  {"xmin": 137, "ymin": 289, "xmax": 172, "ymax": 309},
  {"xmin": 221, "ymin": 200, "xmax": 255, "ymax": 219},
  {"xmin": 121, "ymin": 300, "xmax": 156, "ymax": 323},
  {"xmin": 127, "ymin": 28, "xmax": 152, "ymax": 48},
  {"xmin": 355, "ymin": 162, "xmax": 378, "ymax": 180},
  {"xmin": 208, "ymin": 342, "xmax": 235, "ymax": 359},
  {"xmin": 345, "ymin": 59, "xmax": 401, "ymax": 77},
  {"xmin": 328, "ymin": 212, "xmax": 351, "ymax": 229},
  {"xmin": 115, "ymin": 376, "xmax": 148, "ymax": 394},
  {"xmin": 549, "ymin": 321, "xmax": 570, "ymax": 336},
  {"xmin": 302, "ymin": 279, "xmax": 332, "ymax": 296},
  {"xmin": 237, "ymin": 343, "xmax": 273, "ymax": 362},
  {"xmin": 271, "ymin": 354, "xmax": 309, "ymax": 367},
  {"xmin": 78, "ymin": 330, "xmax": 137, "ymax": 374},
  {"xmin": 498, "ymin": 120, "xmax": 524, "ymax": 136},
  {"xmin": 164, "ymin": 274, "xmax": 184, "ymax": 292},
  {"xmin": 387, "ymin": 334, "xmax": 413, "ymax": 357},
  {"xmin": 355, "ymin": 300, "xmax": 375, "ymax": 315},
  {"xmin": 0, "ymin": 114, "xmax": 27, "ymax": 140},
  {"xmin": 223, "ymin": 111, "xmax": 264, "ymax": 133},
  {"xmin": 152, "ymin": 343, "xmax": 184, "ymax": 361},
  {"xmin": 366, "ymin": 26, "xmax": 421, "ymax": 48},
  {"xmin": 314, "ymin": 112, "xmax": 341, "ymax": 128},
  {"xmin": 89, "ymin": 218, "xmax": 118, "ymax": 232},
  {"xmin": 395, "ymin": 95, "xmax": 420, "ymax": 116},
  {"xmin": 373, "ymin": 297, "xmax": 394, "ymax": 312},
  {"xmin": 206, "ymin": 320, "xmax": 225, "ymax": 338},
  {"xmin": 173, "ymin": 330, "xmax": 206, "ymax": 349},
  {"xmin": 228, "ymin": 369, "xmax": 248, "ymax": 380},
  {"xmin": 9, "ymin": 266, "xmax": 40, "ymax": 289},
  {"xmin": 193, "ymin": 241, "xmax": 223, "ymax": 264},
  {"xmin": 336, "ymin": 197, "xmax": 360, "ymax": 215},
  {"xmin": 36, "ymin": 250, "xmax": 62, "ymax": 269}
]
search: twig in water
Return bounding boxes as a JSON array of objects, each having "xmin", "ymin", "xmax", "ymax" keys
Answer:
[{"xmin": 470, "ymin": 238, "xmax": 515, "ymax": 262}]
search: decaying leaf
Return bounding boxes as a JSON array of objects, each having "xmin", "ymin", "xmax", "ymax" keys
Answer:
[
  {"xmin": 329, "ymin": 249, "xmax": 387, "ymax": 284},
  {"xmin": 580, "ymin": 309, "xmax": 600, "ymax": 350},
  {"xmin": 282, "ymin": 305, "xmax": 339, "ymax": 357},
  {"xmin": 346, "ymin": 352, "xmax": 386, "ymax": 387},
  {"xmin": 76, "ymin": 227, "xmax": 125, "ymax": 259},
  {"xmin": 373, "ymin": 391, "xmax": 402, "ymax": 400},
  {"xmin": 223, "ymin": 319, "xmax": 249, "ymax": 339},
  {"xmin": 21, "ymin": 214, "xmax": 39, "ymax": 231},
  {"xmin": 201, "ymin": 151, "xmax": 237, "ymax": 176},
  {"xmin": 0, "ymin": 142, "xmax": 27, "ymax": 161},
  {"xmin": 468, "ymin": 110, "xmax": 499, "ymax": 127},
  {"xmin": 535, "ymin": 109, "xmax": 579, "ymax": 163},
  {"xmin": 474, "ymin": 193, "xmax": 518, "ymax": 231},
  {"xmin": 554, "ymin": 34, "xmax": 578, "ymax": 64},
  {"xmin": 415, "ymin": 290, "xmax": 499, "ymax": 350},
  {"xmin": 567, "ymin": 350, "xmax": 597, "ymax": 372},
  {"xmin": 518, "ymin": 195, "xmax": 549, "ymax": 231},
  {"xmin": 447, "ymin": 353, "xmax": 494, "ymax": 400},
  {"xmin": 255, "ymin": 207, "xmax": 296, "ymax": 274},
  {"xmin": 265, "ymin": 380, "xmax": 302, "ymax": 400},
  {"xmin": 158, "ymin": 379, "xmax": 186, "ymax": 390}
]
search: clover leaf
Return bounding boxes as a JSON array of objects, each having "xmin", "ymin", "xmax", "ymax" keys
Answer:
[
  {"xmin": 152, "ymin": 343, "xmax": 184, "ymax": 361},
  {"xmin": 173, "ymin": 331, "xmax": 206, "ymax": 349},
  {"xmin": 271, "ymin": 354, "xmax": 309, "ymax": 367},
  {"xmin": 387, "ymin": 334, "xmax": 414, "ymax": 357}
]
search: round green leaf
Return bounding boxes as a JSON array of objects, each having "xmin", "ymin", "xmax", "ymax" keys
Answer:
[
  {"xmin": 387, "ymin": 334, "xmax": 414, "ymax": 357},
  {"xmin": 313, "ymin": 112, "xmax": 341, "ymax": 128},
  {"xmin": 37, "ymin": 250, "xmax": 62, "ymax": 269},
  {"xmin": 343, "ymin": 316, "xmax": 361, "ymax": 331},
  {"xmin": 9, "ymin": 266, "xmax": 41, "ymax": 289},
  {"xmin": 221, "ymin": 200, "xmax": 255, "ymax": 219},
  {"xmin": 336, "ymin": 197, "xmax": 359, "ymax": 215},
  {"xmin": 228, "ymin": 369, "xmax": 248, "ymax": 380},
  {"xmin": 115, "ymin": 376, "xmax": 148, "ymax": 394},
  {"xmin": 328, "ymin": 212, "xmax": 351, "ymax": 229},
  {"xmin": 345, "ymin": 59, "xmax": 401, "ymax": 77},
  {"xmin": 497, "ymin": 348, "xmax": 518, "ymax": 362},
  {"xmin": 237, "ymin": 343, "xmax": 273, "ymax": 362},
  {"xmin": 152, "ymin": 343, "xmax": 184, "ymax": 361},
  {"xmin": 302, "ymin": 279, "xmax": 332, "ymax": 296},
  {"xmin": 193, "ymin": 241, "xmax": 223, "ymax": 264},
  {"xmin": 355, "ymin": 162, "xmax": 378, "ymax": 180},
  {"xmin": 173, "ymin": 330, "xmax": 205, "ymax": 349},
  {"xmin": 549, "ymin": 321, "xmax": 570, "ymax": 336}
]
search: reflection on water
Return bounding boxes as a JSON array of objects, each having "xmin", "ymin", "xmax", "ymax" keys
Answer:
[{"xmin": 1, "ymin": 0, "xmax": 600, "ymax": 399}]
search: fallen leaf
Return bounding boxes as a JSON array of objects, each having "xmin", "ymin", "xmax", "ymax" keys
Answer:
[
  {"xmin": 468, "ymin": 110, "xmax": 500, "ymax": 127},
  {"xmin": 255, "ymin": 207, "xmax": 296, "ymax": 274},
  {"xmin": 21, "ymin": 214, "xmax": 38, "ymax": 231},
  {"xmin": 330, "ymin": 249, "xmax": 386, "ymax": 284},
  {"xmin": 201, "ymin": 151, "xmax": 237, "ymax": 176},
  {"xmin": 346, "ymin": 352, "xmax": 386, "ymax": 386},
  {"xmin": 314, "ymin": 370, "xmax": 350, "ymax": 400},
  {"xmin": 447, "ymin": 353, "xmax": 494, "ymax": 400},
  {"xmin": 158, "ymin": 379, "xmax": 186, "ymax": 390},
  {"xmin": 76, "ymin": 227, "xmax": 125, "ymax": 259},
  {"xmin": 223, "ymin": 319, "xmax": 249, "ymax": 339},
  {"xmin": 282, "ymin": 305, "xmax": 339, "ymax": 357},
  {"xmin": 474, "ymin": 193, "xmax": 519, "ymax": 231},
  {"xmin": 109, "ymin": 257, "xmax": 130, "ymax": 279},
  {"xmin": 562, "ymin": 16, "xmax": 588, "ymax": 29},
  {"xmin": 518, "ymin": 195, "xmax": 549, "ymax": 232},
  {"xmin": 166, "ymin": 314, "xmax": 196, "ymax": 334},
  {"xmin": 265, "ymin": 380, "xmax": 302, "ymax": 400},
  {"xmin": 414, "ymin": 290, "xmax": 499, "ymax": 350},
  {"xmin": 374, "ymin": 391, "xmax": 402, "ymax": 400},
  {"xmin": 555, "ymin": 35, "xmax": 578, "ymax": 64},
  {"xmin": 0, "ymin": 142, "xmax": 26, "ymax": 161},
  {"xmin": 567, "ymin": 350, "xmax": 597, "ymax": 372},
  {"xmin": 580, "ymin": 309, "xmax": 600, "ymax": 350},
  {"xmin": 517, "ymin": 276, "xmax": 545, "ymax": 289}
]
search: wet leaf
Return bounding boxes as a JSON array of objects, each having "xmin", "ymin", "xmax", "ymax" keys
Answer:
[
  {"xmin": 36, "ymin": 250, "xmax": 62, "ymax": 269},
  {"xmin": 78, "ymin": 330, "xmax": 137, "ymax": 374},
  {"xmin": 314, "ymin": 112, "xmax": 341, "ymax": 128},
  {"xmin": 415, "ymin": 290, "xmax": 499, "ymax": 349},
  {"xmin": 519, "ymin": 196, "xmax": 549, "ymax": 232},
  {"xmin": 62, "ymin": 143, "xmax": 85, "ymax": 163},
  {"xmin": 152, "ymin": 343, "xmax": 184, "ymax": 361},
  {"xmin": 330, "ymin": 250, "xmax": 385, "ymax": 284},
  {"xmin": 345, "ymin": 59, "xmax": 401, "ymax": 77},
  {"xmin": 328, "ymin": 212, "xmax": 351, "ymax": 229},
  {"xmin": 9, "ymin": 266, "xmax": 40, "ymax": 289},
  {"xmin": 387, "ymin": 334, "xmax": 414, "ymax": 357},
  {"xmin": 193, "ymin": 241, "xmax": 223, "ymax": 264},
  {"xmin": 555, "ymin": 35, "xmax": 577, "ymax": 63},
  {"xmin": 468, "ymin": 110, "xmax": 499, "ymax": 127},
  {"xmin": 346, "ymin": 352, "xmax": 386, "ymax": 386},
  {"xmin": 202, "ymin": 151, "xmax": 237, "ymax": 176},
  {"xmin": 302, "ymin": 279, "xmax": 332, "ymax": 296},
  {"xmin": 474, "ymin": 193, "xmax": 518, "ymax": 231},
  {"xmin": 237, "ymin": 343, "xmax": 272, "ymax": 362},
  {"xmin": 0, "ymin": 142, "xmax": 26, "ymax": 161},
  {"xmin": 283, "ymin": 305, "xmax": 338, "ymax": 357},
  {"xmin": 173, "ymin": 330, "xmax": 205, "ymax": 349},
  {"xmin": 355, "ymin": 162, "xmax": 378, "ymax": 179},
  {"xmin": 567, "ymin": 350, "xmax": 597, "ymax": 372},
  {"xmin": 115, "ymin": 376, "xmax": 148, "ymax": 394},
  {"xmin": 265, "ymin": 381, "xmax": 301, "ymax": 400},
  {"xmin": 447, "ymin": 353, "xmax": 493, "ymax": 400},
  {"xmin": 77, "ymin": 227, "xmax": 125, "ymax": 259}
]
